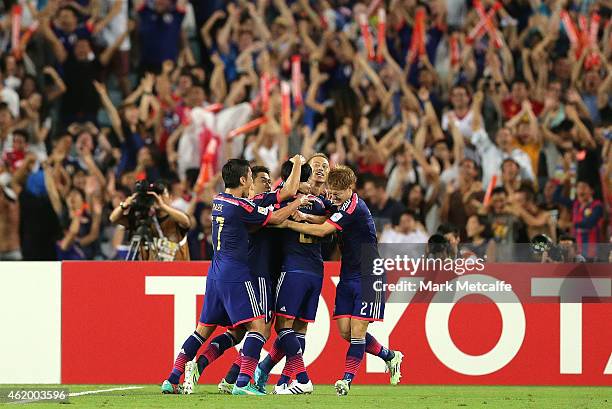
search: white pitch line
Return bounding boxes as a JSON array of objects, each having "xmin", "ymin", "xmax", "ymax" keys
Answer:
[
  {"xmin": 4, "ymin": 386, "xmax": 144, "ymax": 405},
  {"xmin": 69, "ymin": 386, "xmax": 144, "ymax": 397}
]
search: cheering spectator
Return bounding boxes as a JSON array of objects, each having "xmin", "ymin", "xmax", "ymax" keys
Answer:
[
  {"xmin": 0, "ymin": 0, "xmax": 609, "ymax": 262},
  {"xmin": 362, "ymin": 174, "xmax": 405, "ymax": 231},
  {"xmin": 464, "ymin": 215, "xmax": 496, "ymax": 261},
  {"xmin": 379, "ymin": 209, "xmax": 428, "ymax": 244},
  {"xmin": 440, "ymin": 158, "xmax": 484, "ymax": 241},
  {"xmin": 554, "ymin": 179, "xmax": 604, "ymax": 260},
  {"xmin": 137, "ymin": 0, "xmax": 187, "ymax": 73}
]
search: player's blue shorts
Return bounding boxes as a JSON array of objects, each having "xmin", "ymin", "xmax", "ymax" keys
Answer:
[
  {"xmin": 199, "ymin": 277, "xmax": 265, "ymax": 328},
  {"xmin": 275, "ymin": 271, "xmax": 322, "ymax": 323},
  {"xmin": 253, "ymin": 276, "xmax": 274, "ymax": 323},
  {"xmin": 333, "ymin": 276, "xmax": 385, "ymax": 322}
]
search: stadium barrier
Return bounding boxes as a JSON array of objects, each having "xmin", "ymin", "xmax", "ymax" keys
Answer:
[{"xmin": 0, "ymin": 261, "xmax": 611, "ymax": 385}]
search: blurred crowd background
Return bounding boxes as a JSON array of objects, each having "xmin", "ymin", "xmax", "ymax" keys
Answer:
[{"xmin": 0, "ymin": 0, "xmax": 610, "ymax": 262}]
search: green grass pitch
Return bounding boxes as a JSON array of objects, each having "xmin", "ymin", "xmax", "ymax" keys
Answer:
[{"xmin": 2, "ymin": 385, "xmax": 610, "ymax": 408}]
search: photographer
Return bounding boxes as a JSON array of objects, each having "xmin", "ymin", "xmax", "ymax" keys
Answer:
[{"xmin": 109, "ymin": 180, "xmax": 191, "ymax": 261}]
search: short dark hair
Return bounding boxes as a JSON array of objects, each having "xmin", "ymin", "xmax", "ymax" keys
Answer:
[
  {"xmin": 437, "ymin": 223, "xmax": 459, "ymax": 237},
  {"xmin": 392, "ymin": 209, "xmax": 416, "ymax": 226},
  {"xmin": 308, "ymin": 153, "xmax": 329, "ymax": 163},
  {"xmin": 558, "ymin": 234, "xmax": 576, "ymax": 243},
  {"xmin": 251, "ymin": 165, "xmax": 270, "ymax": 177},
  {"xmin": 366, "ymin": 175, "xmax": 386, "ymax": 190},
  {"xmin": 222, "ymin": 159, "xmax": 251, "ymax": 189},
  {"xmin": 474, "ymin": 215, "xmax": 493, "ymax": 240},
  {"xmin": 185, "ymin": 168, "xmax": 200, "ymax": 189},
  {"xmin": 576, "ymin": 179, "xmax": 594, "ymax": 190},
  {"xmin": 428, "ymin": 233, "xmax": 450, "ymax": 257},
  {"xmin": 492, "ymin": 186, "xmax": 506, "ymax": 196},
  {"xmin": 58, "ymin": 5, "xmax": 78, "ymax": 16},
  {"xmin": 451, "ymin": 84, "xmax": 470, "ymax": 95},
  {"xmin": 12, "ymin": 129, "xmax": 29, "ymax": 140},
  {"xmin": 280, "ymin": 160, "xmax": 311, "ymax": 182},
  {"xmin": 501, "ymin": 157, "xmax": 520, "ymax": 170},
  {"xmin": 518, "ymin": 183, "xmax": 536, "ymax": 203}
]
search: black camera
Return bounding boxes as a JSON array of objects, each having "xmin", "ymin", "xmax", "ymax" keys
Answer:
[
  {"xmin": 132, "ymin": 180, "xmax": 164, "ymax": 214},
  {"xmin": 530, "ymin": 234, "xmax": 567, "ymax": 262},
  {"xmin": 128, "ymin": 180, "xmax": 165, "ymax": 245}
]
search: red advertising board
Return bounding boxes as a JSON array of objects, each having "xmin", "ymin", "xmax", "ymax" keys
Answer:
[{"xmin": 61, "ymin": 262, "xmax": 612, "ymax": 385}]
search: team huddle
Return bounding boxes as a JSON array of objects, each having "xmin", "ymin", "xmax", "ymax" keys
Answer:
[{"xmin": 161, "ymin": 154, "xmax": 403, "ymax": 396}]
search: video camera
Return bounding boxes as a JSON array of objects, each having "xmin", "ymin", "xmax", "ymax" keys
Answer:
[
  {"xmin": 530, "ymin": 234, "xmax": 567, "ymax": 262},
  {"xmin": 125, "ymin": 180, "xmax": 166, "ymax": 260}
]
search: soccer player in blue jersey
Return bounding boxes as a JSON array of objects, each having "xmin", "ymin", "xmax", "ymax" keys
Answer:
[
  {"xmin": 161, "ymin": 159, "xmax": 309, "ymax": 396},
  {"xmin": 284, "ymin": 165, "xmax": 403, "ymax": 396},
  {"xmin": 183, "ymin": 156, "xmax": 307, "ymax": 394},
  {"xmin": 253, "ymin": 154, "xmax": 332, "ymax": 394}
]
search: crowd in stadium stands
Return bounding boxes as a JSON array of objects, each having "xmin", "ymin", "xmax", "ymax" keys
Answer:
[{"xmin": 0, "ymin": 0, "xmax": 610, "ymax": 262}]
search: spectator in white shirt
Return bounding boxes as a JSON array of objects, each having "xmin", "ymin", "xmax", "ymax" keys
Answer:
[
  {"xmin": 380, "ymin": 210, "xmax": 429, "ymax": 244},
  {"xmin": 470, "ymin": 127, "xmax": 535, "ymax": 188},
  {"xmin": 442, "ymin": 85, "xmax": 477, "ymax": 139},
  {"xmin": 0, "ymin": 71, "xmax": 19, "ymax": 118}
]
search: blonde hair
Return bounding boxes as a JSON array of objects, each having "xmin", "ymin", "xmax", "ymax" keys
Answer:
[{"xmin": 327, "ymin": 165, "xmax": 356, "ymax": 190}]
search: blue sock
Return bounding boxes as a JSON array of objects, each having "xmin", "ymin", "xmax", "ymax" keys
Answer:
[
  {"xmin": 168, "ymin": 331, "xmax": 205, "ymax": 384},
  {"xmin": 277, "ymin": 328, "xmax": 309, "ymax": 384},
  {"xmin": 236, "ymin": 332, "xmax": 266, "ymax": 387},
  {"xmin": 259, "ymin": 337, "xmax": 284, "ymax": 374},
  {"xmin": 277, "ymin": 374, "xmax": 291, "ymax": 385},
  {"xmin": 225, "ymin": 350, "xmax": 242, "ymax": 384},
  {"xmin": 296, "ymin": 333, "xmax": 306, "ymax": 354},
  {"xmin": 196, "ymin": 332, "xmax": 237, "ymax": 373},
  {"xmin": 343, "ymin": 338, "xmax": 366, "ymax": 383},
  {"xmin": 365, "ymin": 333, "xmax": 395, "ymax": 361}
]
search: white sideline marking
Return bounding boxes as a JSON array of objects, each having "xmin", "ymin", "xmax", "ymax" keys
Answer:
[{"xmin": 69, "ymin": 386, "xmax": 144, "ymax": 397}]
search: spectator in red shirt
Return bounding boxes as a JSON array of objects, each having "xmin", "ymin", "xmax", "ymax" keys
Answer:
[{"xmin": 502, "ymin": 79, "xmax": 543, "ymax": 120}]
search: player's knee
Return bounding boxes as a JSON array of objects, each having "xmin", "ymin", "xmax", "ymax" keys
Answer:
[
  {"xmin": 262, "ymin": 325, "xmax": 272, "ymax": 340},
  {"xmin": 227, "ymin": 328, "xmax": 245, "ymax": 343},
  {"xmin": 245, "ymin": 318, "xmax": 266, "ymax": 335},
  {"xmin": 339, "ymin": 329, "xmax": 351, "ymax": 341},
  {"xmin": 275, "ymin": 316, "xmax": 293, "ymax": 332},
  {"xmin": 350, "ymin": 320, "xmax": 369, "ymax": 338},
  {"xmin": 195, "ymin": 324, "xmax": 215, "ymax": 339},
  {"xmin": 292, "ymin": 320, "xmax": 308, "ymax": 333}
]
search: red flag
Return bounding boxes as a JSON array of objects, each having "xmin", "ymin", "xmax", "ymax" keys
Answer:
[
  {"xmin": 281, "ymin": 81, "xmax": 291, "ymax": 136},
  {"xmin": 408, "ymin": 8, "xmax": 426, "ymax": 63},
  {"xmin": 376, "ymin": 8, "xmax": 386, "ymax": 63},
  {"xmin": 195, "ymin": 135, "xmax": 219, "ymax": 193},
  {"xmin": 358, "ymin": 13, "xmax": 375, "ymax": 60},
  {"xmin": 450, "ymin": 34, "xmax": 460, "ymax": 67},
  {"xmin": 260, "ymin": 74, "xmax": 270, "ymax": 113},
  {"xmin": 473, "ymin": 0, "xmax": 503, "ymax": 49},
  {"xmin": 483, "ymin": 175, "xmax": 498, "ymax": 207},
  {"xmin": 11, "ymin": 5, "xmax": 22, "ymax": 59},
  {"xmin": 291, "ymin": 56, "xmax": 303, "ymax": 106},
  {"xmin": 228, "ymin": 116, "xmax": 267, "ymax": 140},
  {"xmin": 560, "ymin": 11, "xmax": 580, "ymax": 52},
  {"xmin": 466, "ymin": 2, "xmax": 501, "ymax": 44},
  {"xmin": 202, "ymin": 103, "xmax": 223, "ymax": 114}
]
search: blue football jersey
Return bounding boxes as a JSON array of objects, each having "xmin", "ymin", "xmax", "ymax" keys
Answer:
[
  {"xmin": 326, "ymin": 193, "xmax": 380, "ymax": 279},
  {"xmin": 281, "ymin": 195, "xmax": 330, "ymax": 276},
  {"xmin": 248, "ymin": 190, "xmax": 282, "ymax": 279},
  {"xmin": 208, "ymin": 192, "xmax": 272, "ymax": 282}
]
